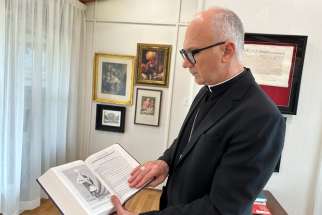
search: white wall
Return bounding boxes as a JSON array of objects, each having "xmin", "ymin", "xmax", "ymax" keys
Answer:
[
  {"xmin": 82, "ymin": 0, "xmax": 322, "ymax": 214},
  {"xmin": 84, "ymin": 0, "xmax": 180, "ymax": 165}
]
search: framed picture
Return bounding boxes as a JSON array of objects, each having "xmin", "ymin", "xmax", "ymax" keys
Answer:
[
  {"xmin": 95, "ymin": 104, "xmax": 126, "ymax": 132},
  {"xmin": 93, "ymin": 53, "xmax": 135, "ymax": 105},
  {"xmin": 243, "ymin": 33, "xmax": 307, "ymax": 115},
  {"xmin": 134, "ymin": 88, "xmax": 162, "ymax": 126},
  {"xmin": 136, "ymin": 43, "xmax": 172, "ymax": 87},
  {"xmin": 274, "ymin": 117, "xmax": 286, "ymax": 173}
]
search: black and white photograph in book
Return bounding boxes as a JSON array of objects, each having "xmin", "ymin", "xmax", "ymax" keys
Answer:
[
  {"xmin": 62, "ymin": 165, "xmax": 110, "ymax": 203},
  {"xmin": 134, "ymin": 88, "xmax": 162, "ymax": 126},
  {"xmin": 96, "ymin": 104, "xmax": 126, "ymax": 132}
]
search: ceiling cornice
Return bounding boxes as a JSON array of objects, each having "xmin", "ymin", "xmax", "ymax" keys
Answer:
[{"xmin": 79, "ymin": 0, "xmax": 95, "ymax": 4}]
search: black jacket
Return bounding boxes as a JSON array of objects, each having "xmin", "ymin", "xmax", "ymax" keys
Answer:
[{"xmin": 142, "ymin": 69, "xmax": 285, "ymax": 215}]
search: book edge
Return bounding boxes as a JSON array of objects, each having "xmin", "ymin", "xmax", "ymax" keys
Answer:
[{"xmin": 36, "ymin": 178, "xmax": 65, "ymax": 215}]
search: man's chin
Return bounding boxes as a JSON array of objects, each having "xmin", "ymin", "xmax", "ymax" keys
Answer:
[{"xmin": 193, "ymin": 77, "xmax": 204, "ymax": 85}]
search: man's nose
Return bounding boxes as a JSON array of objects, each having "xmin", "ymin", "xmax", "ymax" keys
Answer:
[{"xmin": 182, "ymin": 58, "xmax": 194, "ymax": 69}]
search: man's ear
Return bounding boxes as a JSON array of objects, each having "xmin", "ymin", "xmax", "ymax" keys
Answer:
[{"xmin": 221, "ymin": 42, "xmax": 235, "ymax": 63}]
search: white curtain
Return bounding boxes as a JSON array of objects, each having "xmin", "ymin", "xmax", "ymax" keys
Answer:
[{"xmin": 0, "ymin": 0, "xmax": 86, "ymax": 214}]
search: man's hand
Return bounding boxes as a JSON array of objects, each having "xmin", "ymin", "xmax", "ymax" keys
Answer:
[
  {"xmin": 111, "ymin": 195, "xmax": 137, "ymax": 215},
  {"xmin": 128, "ymin": 160, "xmax": 169, "ymax": 188}
]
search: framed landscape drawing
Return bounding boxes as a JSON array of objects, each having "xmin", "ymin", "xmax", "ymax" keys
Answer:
[
  {"xmin": 136, "ymin": 43, "xmax": 172, "ymax": 87},
  {"xmin": 95, "ymin": 104, "xmax": 126, "ymax": 132},
  {"xmin": 243, "ymin": 33, "xmax": 307, "ymax": 115},
  {"xmin": 134, "ymin": 88, "xmax": 162, "ymax": 126},
  {"xmin": 93, "ymin": 53, "xmax": 135, "ymax": 105}
]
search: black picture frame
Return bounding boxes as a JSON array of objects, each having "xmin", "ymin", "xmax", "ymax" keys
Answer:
[
  {"xmin": 244, "ymin": 33, "xmax": 307, "ymax": 115},
  {"xmin": 134, "ymin": 88, "xmax": 162, "ymax": 127},
  {"xmin": 95, "ymin": 104, "xmax": 126, "ymax": 132},
  {"xmin": 274, "ymin": 157, "xmax": 281, "ymax": 173},
  {"xmin": 274, "ymin": 117, "xmax": 287, "ymax": 173}
]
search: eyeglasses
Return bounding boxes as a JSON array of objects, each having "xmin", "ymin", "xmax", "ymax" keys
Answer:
[{"xmin": 180, "ymin": 41, "xmax": 226, "ymax": 65}]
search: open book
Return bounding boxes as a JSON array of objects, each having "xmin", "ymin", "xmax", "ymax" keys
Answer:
[{"xmin": 37, "ymin": 144, "xmax": 141, "ymax": 215}]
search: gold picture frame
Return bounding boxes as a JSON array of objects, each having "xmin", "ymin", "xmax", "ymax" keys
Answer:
[
  {"xmin": 136, "ymin": 43, "xmax": 172, "ymax": 87},
  {"xmin": 93, "ymin": 53, "xmax": 135, "ymax": 105}
]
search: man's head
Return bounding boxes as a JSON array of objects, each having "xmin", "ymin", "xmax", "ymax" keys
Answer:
[
  {"xmin": 145, "ymin": 51, "xmax": 156, "ymax": 61},
  {"xmin": 181, "ymin": 7, "xmax": 244, "ymax": 85}
]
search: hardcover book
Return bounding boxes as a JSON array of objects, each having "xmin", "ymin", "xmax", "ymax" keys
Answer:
[
  {"xmin": 37, "ymin": 144, "xmax": 141, "ymax": 215},
  {"xmin": 252, "ymin": 202, "xmax": 272, "ymax": 215}
]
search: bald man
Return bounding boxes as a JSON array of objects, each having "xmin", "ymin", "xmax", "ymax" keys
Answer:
[{"xmin": 111, "ymin": 7, "xmax": 285, "ymax": 215}]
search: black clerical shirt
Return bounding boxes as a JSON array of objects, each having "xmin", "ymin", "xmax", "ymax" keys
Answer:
[{"xmin": 175, "ymin": 70, "xmax": 247, "ymax": 162}]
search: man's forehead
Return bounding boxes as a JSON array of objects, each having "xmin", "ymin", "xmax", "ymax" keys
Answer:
[{"xmin": 183, "ymin": 20, "xmax": 214, "ymax": 49}]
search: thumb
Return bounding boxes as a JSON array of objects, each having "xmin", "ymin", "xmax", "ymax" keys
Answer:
[{"xmin": 111, "ymin": 195, "xmax": 124, "ymax": 214}]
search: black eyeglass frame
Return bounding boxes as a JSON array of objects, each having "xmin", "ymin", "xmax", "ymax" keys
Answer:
[{"xmin": 180, "ymin": 41, "xmax": 226, "ymax": 64}]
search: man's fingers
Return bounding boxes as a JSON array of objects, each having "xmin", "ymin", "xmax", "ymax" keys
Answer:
[
  {"xmin": 129, "ymin": 165, "xmax": 146, "ymax": 183},
  {"xmin": 128, "ymin": 169, "xmax": 140, "ymax": 183},
  {"xmin": 130, "ymin": 165, "xmax": 140, "ymax": 176},
  {"xmin": 111, "ymin": 195, "xmax": 124, "ymax": 213},
  {"xmin": 129, "ymin": 161, "xmax": 169, "ymax": 188},
  {"xmin": 130, "ymin": 168, "xmax": 153, "ymax": 188},
  {"xmin": 129, "ymin": 166, "xmax": 150, "ymax": 186},
  {"xmin": 136, "ymin": 172, "xmax": 156, "ymax": 188},
  {"xmin": 129, "ymin": 171, "xmax": 145, "ymax": 187}
]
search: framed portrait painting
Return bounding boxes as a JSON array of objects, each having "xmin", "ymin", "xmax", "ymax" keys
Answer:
[
  {"xmin": 136, "ymin": 43, "xmax": 172, "ymax": 87},
  {"xmin": 134, "ymin": 88, "xmax": 162, "ymax": 126},
  {"xmin": 93, "ymin": 53, "xmax": 135, "ymax": 105},
  {"xmin": 95, "ymin": 104, "xmax": 126, "ymax": 132},
  {"xmin": 243, "ymin": 33, "xmax": 307, "ymax": 115}
]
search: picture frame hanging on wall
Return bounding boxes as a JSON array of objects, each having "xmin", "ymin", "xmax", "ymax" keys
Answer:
[
  {"xmin": 134, "ymin": 88, "xmax": 162, "ymax": 126},
  {"xmin": 136, "ymin": 43, "xmax": 172, "ymax": 87},
  {"xmin": 93, "ymin": 53, "xmax": 135, "ymax": 105},
  {"xmin": 243, "ymin": 33, "xmax": 307, "ymax": 115},
  {"xmin": 95, "ymin": 104, "xmax": 126, "ymax": 132}
]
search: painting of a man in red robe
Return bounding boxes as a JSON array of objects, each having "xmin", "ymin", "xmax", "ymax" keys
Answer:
[{"xmin": 140, "ymin": 50, "xmax": 165, "ymax": 81}]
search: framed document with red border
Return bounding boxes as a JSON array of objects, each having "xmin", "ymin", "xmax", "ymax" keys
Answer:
[{"xmin": 244, "ymin": 33, "xmax": 307, "ymax": 115}]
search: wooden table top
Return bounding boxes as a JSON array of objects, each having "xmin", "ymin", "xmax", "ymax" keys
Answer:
[{"xmin": 264, "ymin": 190, "xmax": 288, "ymax": 215}]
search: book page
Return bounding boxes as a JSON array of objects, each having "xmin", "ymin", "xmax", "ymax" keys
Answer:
[
  {"xmin": 38, "ymin": 161, "xmax": 89, "ymax": 215},
  {"xmin": 86, "ymin": 144, "xmax": 140, "ymax": 202},
  {"xmin": 53, "ymin": 161, "xmax": 114, "ymax": 215}
]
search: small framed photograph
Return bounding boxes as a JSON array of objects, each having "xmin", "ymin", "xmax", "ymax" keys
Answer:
[
  {"xmin": 243, "ymin": 33, "xmax": 307, "ymax": 115},
  {"xmin": 93, "ymin": 53, "xmax": 135, "ymax": 105},
  {"xmin": 134, "ymin": 88, "xmax": 162, "ymax": 126},
  {"xmin": 136, "ymin": 43, "xmax": 172, "ymax": 87},
  {"xmin": 95, "ymin": 104, "xmax": 126, "ymax": 132}
]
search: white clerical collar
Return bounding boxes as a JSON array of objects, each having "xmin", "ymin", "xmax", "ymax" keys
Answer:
[{"xmin": 207, "ymin": 69, "xmax": 244, "ymax": 93}]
